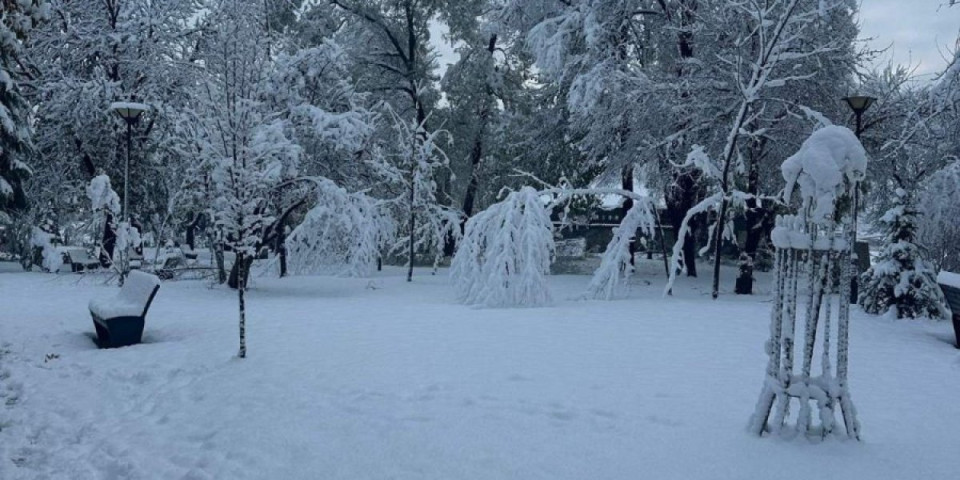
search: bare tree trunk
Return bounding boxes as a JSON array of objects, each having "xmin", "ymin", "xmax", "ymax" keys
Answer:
[
  {"xmin": 407, "ymin": 152, "xmax": 416, "ymax": 282},
  {"xmin": 621, "ymin": 165, "xmax": 636, "ymax": 266},
  {"xmin": 237, "ymin": 251, "xmax": 247, "ymax": 359}
]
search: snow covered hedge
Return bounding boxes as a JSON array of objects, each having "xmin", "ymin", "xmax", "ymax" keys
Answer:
[{"xmin": 451, "ymin": 187, "xmax": 554, "ymax": 307}]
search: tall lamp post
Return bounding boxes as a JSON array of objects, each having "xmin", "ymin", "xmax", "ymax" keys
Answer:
[
  {"xmin": 843, "ymin": 95, "xmax": 876, "ymax": 304},
  {"xmin": 109, "ymin": 101, "xmax": 149, "ymax": 282}
]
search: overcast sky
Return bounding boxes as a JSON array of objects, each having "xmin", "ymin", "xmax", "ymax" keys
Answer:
[{"xmin": 857, "ymin": 0, "xmax": 959, "ymax": 78}]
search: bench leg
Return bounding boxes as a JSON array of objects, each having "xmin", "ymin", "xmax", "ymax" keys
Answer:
[
  {"xmin": 952, "ymin": 314, "xmax": 960, "ymax": 350},
  {"xmin": 92, "ymin": 315, "xmax": 111, "ymax": 348}
]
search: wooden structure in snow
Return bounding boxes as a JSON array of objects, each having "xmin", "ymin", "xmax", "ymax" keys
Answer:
[{"xmin": 749, "ymin": 126, "xmax": 865, "ymax": 440}]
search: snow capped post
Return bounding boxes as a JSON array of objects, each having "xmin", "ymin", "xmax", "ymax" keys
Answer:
[{"xmin": 749, "ymin": 126, "xmax": 866, "ymax": 440}]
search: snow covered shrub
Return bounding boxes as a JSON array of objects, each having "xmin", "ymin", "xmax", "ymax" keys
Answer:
[
  {"xmin": 30, "ymin": 226, "xmax": 61, "ymax": 273},
  {"xmin": 916, "ymin": 162, "xmax": 960, "ymax": 272},
  {"xmin": 586, "ymin": 202, "xmax": 654, "ymax": 300},
  {"xmin": 858, "ymin": 189, "xmax": 948, "ymax": 319},
  {"xmin": 450, "ymin": 186, "xmax": 555, "ymax": 307}
]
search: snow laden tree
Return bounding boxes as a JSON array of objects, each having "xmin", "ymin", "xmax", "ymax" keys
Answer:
[
  {"xmin": 917, "ymin": 162, "xmax": 960, "ymax": 272},
  {"xmin": 194, "ymin": 0, "xmax": 298, "ymax": 358},
  {"xmin": 375, "ymin": 105, "xmax": 461, "ymax": 282},
  {"xmin": 285, "ymin": 177, "xmax": 388, "ymax": 277},
  {"xmin": 261, "ymin": 39, "xmax": 379, "ymax": 276},
  {"xmin": 0, "ymin": 0, "xmax": 46, "ymax": 218},
  {"xmin": 858, "ymin": 189, "xmax": 949, "ymax": 319},
  {"xmin": 586, "ymin": 200, "xmax": 656, "ymax": 300},
  {"xmin": 24, "ymin": 0, "xmax": 203, "ymax": 233},
  {"xmin": 451, "ymin": 186, "xmax": 554, "ymax": 307},
  {"xmin": 663, "ymin": 0, "xmax": 850, "ymax": 298}
]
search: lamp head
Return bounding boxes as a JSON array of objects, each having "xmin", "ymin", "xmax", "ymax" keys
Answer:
[
  {"xmin": 109, "ymin": 101, "xmax": 150, "ymax": 123},
  {"xmin": 843, "ymin": 96, "xmax": 876, "ymax": 115}
]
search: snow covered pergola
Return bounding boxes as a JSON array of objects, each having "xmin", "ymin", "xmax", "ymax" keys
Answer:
[{"xmin": 749, "ymin": 126, "xmax": 867, "ymax": 441}]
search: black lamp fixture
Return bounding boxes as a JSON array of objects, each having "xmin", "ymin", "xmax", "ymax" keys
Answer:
[{"xmin": 843, "ymin": 95, "xmax": 877, "ymax": 137}]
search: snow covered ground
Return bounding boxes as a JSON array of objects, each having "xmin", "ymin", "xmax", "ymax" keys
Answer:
[{"xmin": 1, "ymin": 259, "xmax": 957, "ymax": 479}]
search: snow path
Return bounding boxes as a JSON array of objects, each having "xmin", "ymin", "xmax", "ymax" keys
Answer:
[{"xmin": 1, "ymin": 262, "xmax": 958, "ymax": 479}]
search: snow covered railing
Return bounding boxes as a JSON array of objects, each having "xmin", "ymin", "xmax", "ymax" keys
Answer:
[
  {"xmin": 936, "ymin": 271, "xmax": 960, "ymax": 349},
  {"xmin": 88, "ymin": 271, "xmax": 161, "ymax": 348}
]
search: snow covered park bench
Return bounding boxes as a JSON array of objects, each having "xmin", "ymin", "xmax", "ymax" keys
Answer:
[
  {"xmin": 938, "ymin": 271, "xmax": 960, "ymax": 349},
  {"xmin": 60, "ymin": 247, "xmax": 101, "ymax": 273},
  {"xmin": 88, "ymin": 271, "xmax": 161, "ymax": 348}
]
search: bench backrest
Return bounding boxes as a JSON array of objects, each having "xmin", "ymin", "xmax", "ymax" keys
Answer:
[
  {"xmin": 69, "ymin": 249, "xmax": 95, "ymax": 264},
  {"xmin": 121, "ymin": 271, "xmax": 161, "ymax": 317},
  {"xmin": 937, "ymin": 271, "xmax": 960, "ymax": 315}
]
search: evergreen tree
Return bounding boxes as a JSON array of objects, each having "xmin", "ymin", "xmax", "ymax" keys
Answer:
[
  {"xmin": 858, "ymin": 189, "xmax": 949, "ymax": 319},
  {"xmin": 0, "ymin": 0, "xmax": 46, "ymax": 216}
]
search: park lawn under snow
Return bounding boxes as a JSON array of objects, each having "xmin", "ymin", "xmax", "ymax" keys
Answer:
[{"xmin": 0, "ymin": 260, "xmax": 957, "ymax": 480}]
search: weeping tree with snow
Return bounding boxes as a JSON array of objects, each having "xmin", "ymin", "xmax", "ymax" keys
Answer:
[
  {"xmin": 585, "ymin": 196, "xmax": 656, "ymax": 300},
  {"xmin": 284, "ymin": 177, "xmax": 390, "ymax": 278},
  {"xmin": 858, "ymin": 189, "xmax": 948, "ymax": 319},
  {"xmin": 451, "ymin": 186, "xmax": 554, "ymax": 307}
]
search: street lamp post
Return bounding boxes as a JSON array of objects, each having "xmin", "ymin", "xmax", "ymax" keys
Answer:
[
  {"xmin": 109, "ymin": 101, "xmax": 149, "ymax": 282},
  {"xmin": 843, "ymin": 95, "xmax": 876, "ymax": 304}
]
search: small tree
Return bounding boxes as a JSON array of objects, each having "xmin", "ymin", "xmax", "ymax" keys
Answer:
[
  {"xmin": 450, "ymin": 186, "xmax": 554, "ymax": 307},
  {"xmin": 858, "ymin": 189, "xmax": 948, "ymax": 319}
]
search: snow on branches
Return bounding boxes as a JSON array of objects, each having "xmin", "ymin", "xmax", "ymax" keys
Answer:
[
  {"xmin": 375, "ymin": 104, "xmax": 461, "ymax": 280},
  {"xmin": 451, "ymin": 186, "xmax": 554, "ymax": 307},
  {"xmin": 285, "ymin": 177, "xmax": 388, "ymax": 278},
  {"xmin": 585, "ymin": 201, "xmax": 655, "ymax": 300}
]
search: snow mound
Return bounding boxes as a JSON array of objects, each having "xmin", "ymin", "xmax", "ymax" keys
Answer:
[{"xmin": 781, "ymin": 126, "xmax": 866, "ymax": 224}]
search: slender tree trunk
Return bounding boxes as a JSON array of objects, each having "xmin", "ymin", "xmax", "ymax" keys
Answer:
[
  {"xmin": 100, "ymin": 213, "xmax": 117, "ymax": 268},
  {"xmin": 621, "ymin": 165, "xmax": 636, "ymax": 266},
  {"xmin": 213, "ymin": 240, "xmax": 226, "ymax": 284},
  {"xmin": 277, "ymin": 228, "xmax": 288, "ymax": 278},
  {"xmin": 237, "ymin": 252, "xmax": 247, "ymax": 359},
  {"xmin": 408, "ymin": 145, "xmax": 416, "ymax": 282},
  {"xmin": 185, "ymin": 213, "xmax": 202, "ymax": 251}
]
